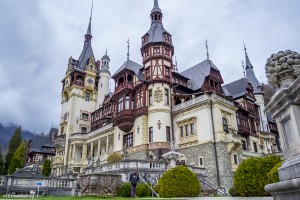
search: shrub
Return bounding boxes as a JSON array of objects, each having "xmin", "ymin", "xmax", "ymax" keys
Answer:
[
  {"xmin": 42, "ymin": 159, "xmax": 51, "ymax": 176},
  {"xmin": 234, "ymin": 155, "xmax": 281, "ymax": 197},
  {"xmin": 8, "ymin": 157, "xmax": 21, "ymax": 174},
  {"xmin": 136, "ymin": 183, "xmax": 152, "ymax": 197},
  {"xmin": 117, "ymin": 182, "xmax": 131, "ymax": 197},
  {"xmin": 157, "ymin": 166, "xmax": 201, "ymax": 197},
  {"xmin": 267, "ymin": 162, "xmax": 282, "ymax": 184},
  {"xmin": 107, "ymin": 152, "xmax": 122, "ymax": 164},
  {"xmin": 229, "ymin": 187, "xmax": 240, "ymax": 197}
]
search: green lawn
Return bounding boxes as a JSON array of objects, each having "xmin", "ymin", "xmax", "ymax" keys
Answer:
[{"xmin": 1, "ymin": 196, "xmax": 165, "ymax": 200}]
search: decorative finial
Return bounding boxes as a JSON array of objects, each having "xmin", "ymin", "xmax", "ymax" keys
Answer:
[
  {"xmin": 105, "ymin": 48, "xmax": 107, "ymax": 55},
  {"xmin": 126, "ymin": 39, "xmax": 130, "ymax": 60},
  {"xmin": 90, "ymin": 0, "xmax": 94, "ymax": 20},
  {"xmin": 175, "ymin": 56, "xmax": 178, "ymax": 72},
  {"xmin": 243, "ymin": 41, "xmax": 247, "ymax": 54},
  {"xmin": 205, "ymin": 40, "xmax": 210, "ymax": 60},
  {"xmin": 242, "ymin": 60, "xmax": 245, "ymax": 77}
]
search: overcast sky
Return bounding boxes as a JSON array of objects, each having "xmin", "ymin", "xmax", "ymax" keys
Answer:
[{"xmin": 0, "ymin": 0, "xmax": 299, "ymax": 133}]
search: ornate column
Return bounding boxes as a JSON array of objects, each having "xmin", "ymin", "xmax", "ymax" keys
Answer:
[
  {"xmin": 72, "ymin": 144, "xmax": 76, "ymax": 160},
  {"xmin": 106, "ymin": 136, "xmax": 109, "ymax": 158},
  {"xmin": 97, "ymin": 139, "xmax": 101, "ymax": 157},
  {"xmin": 90, "ymin": 142, "xmax": 94, "ymax": 157},
  {"xmin": 264, "ymin": 50, "xmax": 300, "ymax": 199},
  {"xmin": 82, "ymin": 144, "xmax": 87, "ymax": 160}
]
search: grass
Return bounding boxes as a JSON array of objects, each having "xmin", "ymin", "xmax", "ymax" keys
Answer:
[{"xmin": 0, "ymin": 196, "xmax": 163, "ymax": 200}]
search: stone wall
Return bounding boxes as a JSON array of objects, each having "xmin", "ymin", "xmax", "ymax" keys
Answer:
[{"xmin": 177, "ymin": 142, "xmax": 234, "ymax": 190}]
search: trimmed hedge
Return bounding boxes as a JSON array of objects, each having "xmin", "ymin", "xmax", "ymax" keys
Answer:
[
  {"xmin": 107, "ymin": 152, "xmax": 122, "ymax": 164},
  {"xmin": 234, "ymin": 155, "xmax": 281, "ymax": 197},
  {"xmin": 267, "ymin": 162, "xmax": 282, "ymax": 184},
  {"xmin": 117, "ymin": 182, "xmax": 131, "ymax": 197},
  {"xmin": 157, "ymin": 166, "xmax": 201, "ymax": 197},
  {"xmin": 229, "ymin": 187, "xmax": 240, "ymax": 197},
  {"xmin": 136, "ymin": 183, "xmax": 151, "ymax": 197}
]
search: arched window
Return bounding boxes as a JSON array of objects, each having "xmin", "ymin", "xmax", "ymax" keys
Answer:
[
  {"xmin": 76, "ymin": 75, "xmax": 84, "ymax": 86},
  {"xmin": 222, "ymin": 118, "xmax": 229, "ymax": 133}
]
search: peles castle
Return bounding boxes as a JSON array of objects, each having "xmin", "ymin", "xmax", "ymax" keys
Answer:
[{"xmin": 52, "ymin": 0, "xmax": 281, "ymax": 189}]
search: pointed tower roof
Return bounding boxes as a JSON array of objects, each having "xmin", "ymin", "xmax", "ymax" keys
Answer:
[
  {"xmin": 151, "ymin": 0, "xmax": 162, "ymax": 13},
  {"xmin": 101, "ymin": 49, "xmax": 110, "ymax": 61},
  {"xmin": 244, "ymin": 45, "xmax": 262, "ymax": 94},
  {"xmin": 86, "ymin": 18, "xmax": 92, "ymax": 35}
]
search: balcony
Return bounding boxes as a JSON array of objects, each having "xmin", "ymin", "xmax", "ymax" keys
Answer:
[
  {"xmin": 54, "ymin": 134, "xmax": 66, "ymax": 150},
  {"xmin": 115, "ymin": 110, "xmax": 135, "ymax": 132},
  {"xmin": 115, "ymin": 82, "xmax": 134, "ymax": 93}
]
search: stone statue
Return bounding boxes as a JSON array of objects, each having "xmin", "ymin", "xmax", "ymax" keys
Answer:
[{"xmin": 122, "ymin": 145, "xmax": 128, "ymax": 159}]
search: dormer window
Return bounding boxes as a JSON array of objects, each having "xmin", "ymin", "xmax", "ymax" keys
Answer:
[
  {"xmin": 165, "ymin": 48, "xmax": 170, "ymax": 56},
  {"xmin": 165, "ymin": 34, "xmax": 171, "ymax": 43}
]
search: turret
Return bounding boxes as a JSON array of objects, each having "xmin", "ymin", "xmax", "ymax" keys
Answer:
[{"xmin": 97, "ymin": 50, "xmax": 111, "ymax": 107}]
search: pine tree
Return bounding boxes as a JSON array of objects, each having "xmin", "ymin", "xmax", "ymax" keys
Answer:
[
  {"xmin": 0, "ymin": 150, "xmax": 5, "ymax": 175},
  {"xmin": 5, "ymin": 126, "xmax": 22, "ymax": 173},
  {"xmin": 8, "ymin": 141, "xmax": 27, "ymax": 174},
  {"xmin": 42, "ymin": 159, "xmax": 51, "ymax": 176}
]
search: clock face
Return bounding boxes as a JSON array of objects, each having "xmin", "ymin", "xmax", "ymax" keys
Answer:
[{"xmin": 87, "ymin": 78, "xmax": 94, "ymax": 85}]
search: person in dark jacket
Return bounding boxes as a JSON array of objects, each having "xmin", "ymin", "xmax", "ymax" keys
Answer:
[{"xmin": 129, "ymin": 170, "xmax": 139, "ymax": 197}]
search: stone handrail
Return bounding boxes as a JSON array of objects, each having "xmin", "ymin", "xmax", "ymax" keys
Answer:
[
  {"xmin": 0, "ymin": 176, "xmax": 6, "ymax": 186},
  {"xmin": 85, "ymin": 160, "xmax": 166, "ymax": 174}
]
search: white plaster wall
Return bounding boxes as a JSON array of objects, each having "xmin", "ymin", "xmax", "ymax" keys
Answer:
[
  {"xmin": 147, "ymin": 83, "xmax": 171, "ymax": 142},
  {"xmin": 97, "ymin": 70, "xmax": 110, "ymax": 107},
  {"xmin": 174, "ymin": 106, "xmax": 213, "ymax": 145}
]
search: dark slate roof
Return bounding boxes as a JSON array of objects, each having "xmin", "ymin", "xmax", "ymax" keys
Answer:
[
  {"xmin": 11, "ymin": 168, "xmax": 45, "ymax": 178},
  {"xmin": 245, "ymin": 52, "xmax": 261, "ymax": 94},
  {"xmin": 77, "ymin": 19, "xmax": 94, "ymax": 71},
  {"xmin": 223, "ymin": 78, "xmax": 249, "ymax": 99},
  {"xmin": 145, "ymin": 22, "xmax": 170, "ymax": 44},
  {"xmin": 180, "ymin": 59, "xmax": 219, "ymax": 91},
  {"xmin": 152, "ymin": 0, "xmax": 162, "ymax": 13},
  {"xmin": 29, "ymin": 134, "xmax": 54, "ymax": 153},
  {"xmin": 102, "ymin": 49, "xmax": 110, "ymax": 61},
  {"xmin": 49, "ymin": 127, "xmax": 58, "ymax": 138},
  {"xmin": 266, "ymin": 112, "xmax": 275, "ymax": 123},
  {"xmin": 112, "ymin": 60, "xmax": 144, "ymax": 80},
  {"xmin": 222, "ymin": 86, "xmax": 231, "ymax": 97}
]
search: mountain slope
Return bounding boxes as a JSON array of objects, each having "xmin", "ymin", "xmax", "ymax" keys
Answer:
[{"xmin": 0, "ymin": 124, "xmax": 34, "ymax": 154}]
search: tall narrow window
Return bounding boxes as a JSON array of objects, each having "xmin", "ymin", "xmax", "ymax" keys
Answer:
[
  {"xmin": 85, "ymin": 93, "xmax": 90, "ymax": 102},
  {"xmin": 180, "ymin": 127, "xmax": 184, "ymax": 138},
  {"xmin": 123, "ymin": 133, "xmax": 133, "ymax": 147},
  {"xmin": 149, "ymin": 89, "xmax": 153, "ymax": 105},
  {"xmin": 185, "ymin": 125, "xmax": 189, "ymax": 136},
  {"xmin": 234, "ymin": 155, "xmax": 238, "ymax": 164},
  {"xmin": 253, "ymin": 142, "xmax": 258, "ymax": 153},
  {"xmin": 118, "ymin": 97, "xmax": 124, "ymax": 112},
  {"xmin": 166, "ymin": 126, "xmax": 171, "ymax": 142},
  {"xmin": 165, "ymin": 89, "xmax": 169, "ymax": 105},
  {"xmin": 199, "ymin": 157, "xmax": 203, "ymax": 166},
  {"xmin": 222, "ymin": 118, "xmax": 229, "ymax": 133},
  {"xmin": 190, "ymin": 123, "xmax": 195, "ymax": 135},
  {"xmin": 149, "ymin": 127, "xmax": 153, "ymax": 142},
  {"xmin": 242, "ymin": 140, "xmax": 247, "ymax": 150},
  {"xmin": 125, "ymin": 95, "xmax": 130, "ymax": 110}
]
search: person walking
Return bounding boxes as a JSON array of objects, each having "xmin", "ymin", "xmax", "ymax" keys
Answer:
[{"xmin": 129, "ymin": 170, "xmax": 139, "ymax": 197}]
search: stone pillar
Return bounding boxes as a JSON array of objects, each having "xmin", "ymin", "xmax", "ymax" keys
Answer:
[
  {"xmin": 90, "ymin": 142, "xmax": 94, "ymax": 157},
  {"xmin": 82, "ymin": 144, "xmax": 87, "ymax": 160},
  {"xmin": 72, "ymin": 144, "xmax": 76, "ymax": 160},
  {"xmin": 97, "ymin": 139, "xmax": 101, "ymax": 157},
  {"xmin": 106, "ymin": 136, "xmax": 109, "ymax": 155},
  {"xmin": 264, "ymin": 50, "xmax": 300, "ymax": 200}
]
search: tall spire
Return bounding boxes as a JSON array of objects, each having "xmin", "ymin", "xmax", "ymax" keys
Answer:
[
  {"xmin": 152, "ymin": 0, "xmax": 162, "ymax": 14},
  {"xmin": 243, "ymin": 42, "xmax": 262, "ymax": 94},
  {"xmin": 85, "ymin": 0, "xmax": 93, "ymax": 42}
]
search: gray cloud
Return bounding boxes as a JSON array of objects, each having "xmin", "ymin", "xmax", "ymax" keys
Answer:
[{"xmin": 0, "ymin": 0, "xmax": 299, "ymax": 133}]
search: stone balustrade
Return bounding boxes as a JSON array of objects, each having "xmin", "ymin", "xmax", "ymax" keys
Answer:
[
  {"xmin": 0, "ymin": 176, "xmax": 6, "ymax": 187},
  {"xmin": 85, "ymin": 160, "xmax": 166, "ymax": 174}
]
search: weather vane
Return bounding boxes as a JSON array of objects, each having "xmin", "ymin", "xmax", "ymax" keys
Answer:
[
  {"xmin": 242, "ymin": 60, "xmax": 245, "ymax": 77},
  {"xmin": 205, "ymin": 40, "xmax": 209, "ymax": 60},
  {"xmin": 127, "ymin": 39, "xmax": 130, "ymax": 60},
  {"xmin": 243, "ymin": 41, "xmax": 247, "ymax": 54},
  {"xmin": 90, "ymin": 0, "xmax": 94, "ymax": 19}
]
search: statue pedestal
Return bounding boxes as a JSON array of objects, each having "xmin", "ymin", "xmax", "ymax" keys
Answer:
[{"xmin": 265, "ymin": 76, "xmax": 300, "ymax": 200}]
